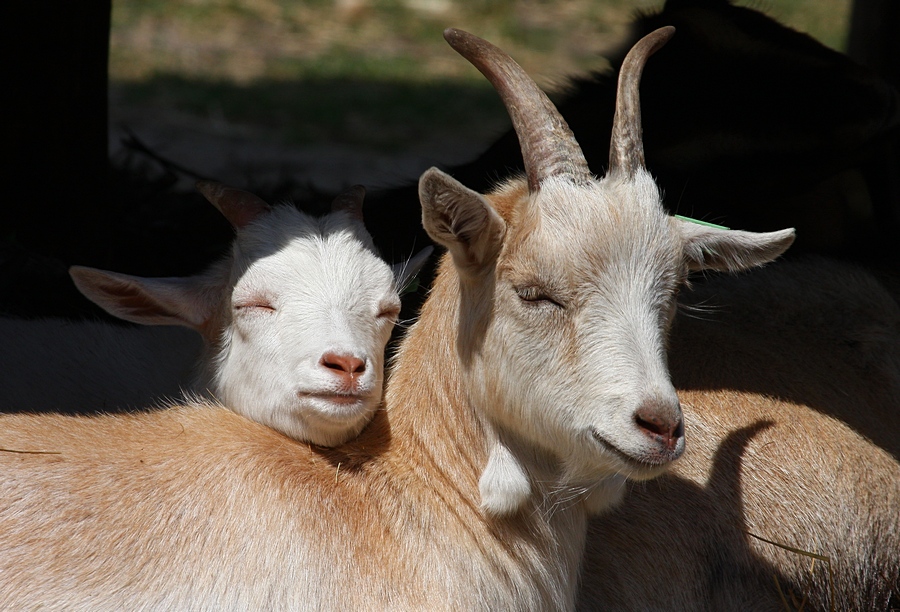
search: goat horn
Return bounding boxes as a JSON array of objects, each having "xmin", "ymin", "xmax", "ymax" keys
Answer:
[
  {"xmin": 195, "ymin": 180, "xmax": 272, "ymax": 229},
  {"xmin": 608, "ymin": 26, "xmax": 675, "ymax": 179},
  {"xmin": 443, "ymin": 28, "xmax": 592, "ymax": 192}
]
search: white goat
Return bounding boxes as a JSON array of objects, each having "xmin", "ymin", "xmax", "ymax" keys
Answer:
[
  {"xmin": 3, "ymin": 183, "xmax": 428, "ymax": 447},
  {"xmin": 578, "ymin": 258, "xmax": 900, "ymax": 611},
  {"xmin": 0, "ymin": 27, "xmax": 793, "ymax": 610}
]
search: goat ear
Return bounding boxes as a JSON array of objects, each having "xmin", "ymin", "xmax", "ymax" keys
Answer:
[
  {"xmin": 419, "ymin": 167, "xmax": 506, "ymax": 275},
  {"xmin": 392, "ymin": 246, "xmax": 433, "ymax": 293},
  {"xmin": 676, "ymin": 219, "xmax": 795, "ymax": 272},
  {"xmin": 70, "ymin": 266, "xmax": 214, "ymax": 330}
]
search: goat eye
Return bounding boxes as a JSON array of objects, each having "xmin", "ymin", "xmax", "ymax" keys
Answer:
[
  {"xmin": 234, "ymin": 300, "xmax": 276, "ymax": 314},
  {"xmin": 515, "ymin": 285, "xmax": 563, "ymax": 309}
]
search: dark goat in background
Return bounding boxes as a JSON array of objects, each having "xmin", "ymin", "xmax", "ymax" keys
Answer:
[
  {"xmin": 1, "ymin": 0, "xmax": 897, "ymax": 320},
  {"xmin": 363, "ymin": 0, "xmax": 900, "ymax": 309}
]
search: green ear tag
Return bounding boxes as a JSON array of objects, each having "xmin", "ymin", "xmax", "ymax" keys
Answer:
[
  {"xmin": 673, "ymin": 215, "xmax": 730, "ymax": 230},
  {"xmin": 400, "ymin": 277, "xmax": 420, "ymax": 297}
]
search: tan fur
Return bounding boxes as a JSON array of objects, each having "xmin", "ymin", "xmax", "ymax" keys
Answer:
[
  {"xmin": 578, "ymin": 258, "xmax": 900, "ymax": 611},
  {"xmin": 0, "ymin": 28, "xmax": 801, "ymax": 610},
  {"xmin": 0, "ymin": 240, "xmax": 588, "ymax": 611}
]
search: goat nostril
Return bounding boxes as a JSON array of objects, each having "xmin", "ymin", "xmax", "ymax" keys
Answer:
[
  {"xmin": 320, "ymin": 353, "xmax": 366, "ymax": 376},
  {"xmin": 634, "ymin": 408, "xmax": 683, "ymax": 447}
]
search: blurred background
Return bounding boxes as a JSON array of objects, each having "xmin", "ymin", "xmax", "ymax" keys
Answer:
[
  {"xmin": 4, "ymin": 0, "xmax": 897, "ymax": 320},
  {"xmin": 107, "ymin": 0, "xmax": 854, "ymax": 191}
]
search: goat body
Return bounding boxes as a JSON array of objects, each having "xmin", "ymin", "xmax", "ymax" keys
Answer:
[
  {"xmin": 0, "ymin": 400, "xmax": 580, "ymax": 609},
  {"xmin": 0, "ymin": 27, "xmax": 792, "ymax": 609},
  {"xmin": 579, "ymin": 258, "xmax": 900, "ymax": 611}
]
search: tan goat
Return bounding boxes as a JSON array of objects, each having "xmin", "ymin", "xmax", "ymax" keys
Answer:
[
  {"xmin": 0, "ymin": 27, "xmax": 793, "ymax": 610},
  {"xmin": 578, "ymin": 258, "xmax": 900, "ymax": 611}
]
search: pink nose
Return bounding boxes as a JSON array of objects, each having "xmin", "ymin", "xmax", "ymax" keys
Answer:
[
  {"xmin": 320, "ymin": 352, "xmax": 367, "ymax": 382},
  {"xmin": 633, "ymin": 400, "xmax": 684, "ymax": 452}
]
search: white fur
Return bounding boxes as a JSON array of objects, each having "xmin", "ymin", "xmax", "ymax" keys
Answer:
[
  {"xmin": 5, "ymin": 188, "xmax": 428, "ymax": 447},
  {"xmin": 200, "ymin": 204, "xmax": 427, "ymax": 446},
  {"xmin": 206, "ymin": 205, "xmax": 401, "ymax": 445},
  {"xmin": 434, "ymin": 172, "xmax": 794, "ymax": 516},
  {"xmin": 479, "ymin": 439, "xmax": 532, "ymax": 515},
  {"xmin": 71, "ymin": 201, "xmax": 428, "ymax": 447},
  {"xmin": 582, "ymin": 475, "xmax": 627, "ymax": 515}
]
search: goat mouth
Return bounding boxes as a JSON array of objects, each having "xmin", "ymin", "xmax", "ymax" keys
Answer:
[
  {"xmin": 299, "ymin": 393, "xmax": 368, "ymax": 406},
  {"xmin": 590, "ymin": 429, "xmax": 680, "ymax": 470},
  {"xmin": 294, "ymin": 393, "xmax": 377, "ymax": 425}
]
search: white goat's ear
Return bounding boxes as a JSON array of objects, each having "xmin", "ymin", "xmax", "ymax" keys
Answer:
[
  {"xmin": 479, "ymin": 441, "xmax": 531, "ymax": 517},
  {"xmin": 392, "ymin": 246, "xmax": 433, "ymax": 295},
  {"xmin": 676, "ymin": 218, "xmax": 795, "ymax": 272},
  {"xmin": 70, "ymin": 266, "xmax": 214, "ymax": 330},
  {"xmin": 419, "ymin": 167, "xmax": 506, "ymax": 276},
  {"xmin": 583, "ymin": 475, "xmax": 627, "ymax": 515}
]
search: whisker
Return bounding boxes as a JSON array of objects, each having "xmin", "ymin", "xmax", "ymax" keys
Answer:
[{"xmin": 677, "ymin": 293, "xmax": 725, "ymax": 322}]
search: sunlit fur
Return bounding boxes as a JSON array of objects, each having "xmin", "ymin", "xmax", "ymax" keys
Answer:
[
  {"xmin": 471, "ymin": 174, "xmax": 683, "ymax": 485},
  {"xmin": 461, "ymin": 171, "xmax": 793, "ymax": 516},
  {"xmin": 205, "ymin": 205, "xmax": 402, "ymax": 446},
  {"xmin": 578, "ymin": 258, "xmax": 900, "ymax": 611},
  {"xmin": 0, "ymin": 165, "xmax": 793, "ymax": 610},
  {"xmin": 0, "ymin": 28, "xmax": 796, "ymax": 608}
]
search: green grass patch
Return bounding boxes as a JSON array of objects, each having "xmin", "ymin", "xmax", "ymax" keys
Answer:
[
  {"xmin": 113, "ymin": 75, "xmax": 506, "ymax": 149},
  {"xmin": 109, "ymin": 0, "xmax": 853, "ymax": 150}
]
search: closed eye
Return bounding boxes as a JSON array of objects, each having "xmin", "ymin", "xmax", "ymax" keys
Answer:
[
  {"xmin": 234, "ymin": 300, "xmax": 276, "ymax": 313},
  {"xmin": 515, "ymin": 285, "xmax": 564, "ymax": 309}
]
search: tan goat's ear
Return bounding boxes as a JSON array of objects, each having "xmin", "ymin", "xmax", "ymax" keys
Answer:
[
  {"xmin": 418, "ymin": 167, "xmax": 506, "ymax": 276},
  {"xmin": 69, "ymin": 266, "xmax": 214, "ymax": 330},
  {"xmin": 675, "ymin": 218, "xmax": 795, "ymax": 272}
]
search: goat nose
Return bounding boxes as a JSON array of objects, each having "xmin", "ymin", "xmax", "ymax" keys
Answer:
[
  {"xmin": 320, "ymin": 352, "xmax": 367, "ymax": 378},
  {"xmin": 633, "ymin": 400, "xmax": 684, "ymax": 451}
]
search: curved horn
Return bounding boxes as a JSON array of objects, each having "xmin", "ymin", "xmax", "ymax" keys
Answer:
[
  {"xmin": 443, "ymin": 28, "xmax": 591, "ymax": 192},
  {"xmin": 330, "ymin": 184, "xmax": 366, "ymax": 222},
  {"xmin": 608, "ymin": 26, "xmax": 675, "ymax": 179},
  {"xmin": 195, "ymin": 180, "xmax": 272, "ymax": 229}
]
